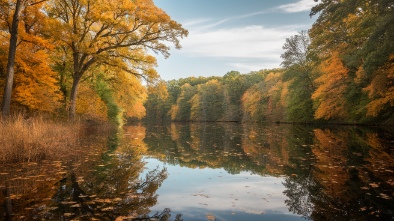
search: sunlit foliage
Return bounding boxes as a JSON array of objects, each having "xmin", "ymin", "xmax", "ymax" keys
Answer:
[
  {"xmin": 312, "ymin": 52, "xmax": 350, "ymax": 120},
  {"xmin": 363, "ymin": 55, "xmax": 394, "ymax": 117},
  {"xmin": 45, "ymin": 0, "xmax": 188, "ymax": 119},
  {"xmin": 0, "ymin": 0, "xmax": 61, "ymax": 113}
]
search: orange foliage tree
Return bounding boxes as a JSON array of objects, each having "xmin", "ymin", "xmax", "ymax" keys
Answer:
[
  {"xmin": 312, "ymin": 52, "xmax": 351, "ymax": 121},
  {"xmin": 0, "ymin": 0, "xmax": 61, "ymax": 113},
  {"xmin": 75, "ymin": 84, "xmax": 108, "ymax": 121},
  {"xmin": 363, "ymin": 55, "xmax": 394, "ymax": 118},
  {"xmin": 241, "ymin": 71, "xmax": 286, "ymax": 122}
]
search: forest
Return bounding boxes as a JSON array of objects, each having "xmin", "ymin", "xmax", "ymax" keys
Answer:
[
  {"xmin": 0, "ymin": 0, "xmax": 393, "ymax": 125},
  {"xmin": 145, "ymin": 1, "xmax": 394, "ymax": 125},
  {"xmin": 0, "ymin": 0, "xmax": 187, "ymax": 124}
]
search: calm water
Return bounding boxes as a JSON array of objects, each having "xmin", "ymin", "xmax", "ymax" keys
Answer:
[{"xmin": 1, "ymin": 123, "xmax": 394, "ymax": 221}]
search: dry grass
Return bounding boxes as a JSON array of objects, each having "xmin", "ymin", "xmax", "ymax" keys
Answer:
[{"xmin": 0, "ymin": 114, "xmax": 83, "ymax": 163}]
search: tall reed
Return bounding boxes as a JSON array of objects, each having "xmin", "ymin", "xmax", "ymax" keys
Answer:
[{"xmin": 0, "ymin": 114, "xmax": 82, "ymax": 163}]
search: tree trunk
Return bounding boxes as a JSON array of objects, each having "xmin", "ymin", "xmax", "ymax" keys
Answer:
[
  {"xmin": 1, "ymin": 0, "xmax": 25, "ymax": 117},
  {"xmin": 68, "ymin": 76, "xmax": 81, "ymax": 120}
]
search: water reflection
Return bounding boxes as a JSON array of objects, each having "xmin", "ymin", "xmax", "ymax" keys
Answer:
[
  {"xmin": 144, "ymin": 123, "xmax": 394, "ymax": 221},
  {"xmin": 0, "ymin": 125, "xmax": 171, "ymax": 221},
  {"xmin": 1, "ymin": 123, "xmax": 393, "ymax": 220}
]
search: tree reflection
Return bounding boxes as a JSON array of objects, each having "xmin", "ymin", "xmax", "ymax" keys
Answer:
[
  {"xmin": 144, "ymin": 123, "xmax": 394, "ymax": 221},
  {"xmin": 44, "ymin": 124, "xmax": 170, "ymax": 220},
  {"xmin": 0, "ymin": 124, "xmax": 175, "ymax": 221},
  {"xmin": 2, "ymin": 123, "xmax": 393, "ymax": 220},
  {"xmin": 282, "ymin": 126, "xmax": 394, "ymax": 221},
  {"xmin": 49, "ymin": 167, "xmax": 167, "ymax": 220},
  {"xmin": 144, "ymin": 122, "xmax": 268, "ymax": 175}
]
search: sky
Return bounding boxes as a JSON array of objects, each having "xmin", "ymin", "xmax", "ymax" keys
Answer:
[{"xmin": 153, "ymin": 0, "xmax": 319, "ymax": 81}]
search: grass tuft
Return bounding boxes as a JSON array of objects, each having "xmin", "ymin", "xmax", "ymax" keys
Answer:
[{"xmin": 0, "ymin": 114, "xmax": 82, "ymax": 163}]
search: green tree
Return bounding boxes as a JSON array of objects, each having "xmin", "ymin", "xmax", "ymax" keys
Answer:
[
  {"xmin": 281, "ymin": 31, "xmax": 315, "ymax": 122},
  {"xmin": 190, "ymin": 79, "xmax": 224, "ymax": 121},
  {"xmin": 145, "ymin": 80, "xmax": 171, "ymax": 123},
  {"xmin": 171, "ymin": 83, "xmax": 196, "ymax": 121},
  {"xmin": 222, "ymin": 71, "xmax": 246, "ymax": 121}
]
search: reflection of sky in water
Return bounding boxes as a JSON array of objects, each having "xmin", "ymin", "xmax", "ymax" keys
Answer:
[{"xmin": 142, "ymin": 157, "xmax": 305, "ymax": 221}]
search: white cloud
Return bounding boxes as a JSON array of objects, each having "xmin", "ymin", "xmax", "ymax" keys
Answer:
[
  {"xmin": 156, "ymin": 3, "xmax": 317, "ymax": 79},
  {"xmin": 149, "ymin": 168, "xmax": 292, "ymax": 215},
  {"xmin": 182, "ymin": 10, "xmax": 269, "ymax": 31},
  {"xmin": 182, "ymin": 18, "xmax": 213, "ymax": 28},
  {"xmin": 180, "ymin": 25, "xmax": 298, "ymax": 61},
  {"xmin": 230, "ymin": 60, "xmax": 279, "ymax": 72},
  {"xmin": 278, "ymin": 0, "xmax": 318, "ymax": 13}
]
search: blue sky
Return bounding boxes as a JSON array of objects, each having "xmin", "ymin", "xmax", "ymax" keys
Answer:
[{"xmin": 153, "ymin": 0, "xmax": 318, "ymax": 80}]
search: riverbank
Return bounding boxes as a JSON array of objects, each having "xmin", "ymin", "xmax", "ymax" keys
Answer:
[{"xmin": 0, "ymin": 114, "xmax": 113, "ymax": 163}]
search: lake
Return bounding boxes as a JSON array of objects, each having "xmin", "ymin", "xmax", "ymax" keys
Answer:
[{"xmin": 1, "ymin": 122, "xmax": 393, "ymax": 221}]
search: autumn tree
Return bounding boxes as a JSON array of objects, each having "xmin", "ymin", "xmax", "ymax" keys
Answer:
[
  {"xmin": 311, "ymin": 52, "xmax": 351, "ymax": 121},
  {"xmin": 111, "ymin": 70, "xmax": 148, "ymax": 121},
  {"xmin": 310, "ymin": 0, "xmax": 394, "ymax": 122},
  {"xmin": 363, "ymin": 55, "xmax": 394, "ymax": 119},
  {"xmin": 263, "ymin": 71, "xmax": 287, "ymax": 122},
  {"xmin": 45, "ymin": 0, "xmax": 188, "ymax": 119},
  {"xmin": 310, "ymin": 0, "xmax": 394, "ymax": 75},
  {"xmin": 1, "ymin": 0, "xmax": 61, "ymax": 114},
  {"xmin": 241, "ymin": 71, "xmax": 286, "ymax": 122},
  {"xmin": 0, "ymin": 0, "xmax": 51, "ymax": 116}
]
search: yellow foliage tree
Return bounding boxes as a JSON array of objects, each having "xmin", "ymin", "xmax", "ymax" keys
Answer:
[
  {"xmin": 76, "ymin": 84, "xmax": 108, "ymax": 121},
  {"xmin": 312, "ymin": 52, "xmax": 350, "ymax": 120},
  {"xmin": 241, "ymin": 83, "xmax": 264, "ymax": 122},
  {"xmin": 241, "ymin": 71, "xmax": 286, "ymax": 122},
  {"xmin": 45, "ymin": 0, "xmax": 188, "ymax": 119},
  {"xmin": 111, "ymin": 70, "xmax": 148, "ymax": 120}
]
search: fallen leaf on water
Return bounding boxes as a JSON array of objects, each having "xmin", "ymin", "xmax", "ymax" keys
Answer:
[
  {"xmin": 206, "ymin": 213, "xmax": 216, "ymax": 221},
  {"xmin": 101, "ymin": 207, "xmax": 114, "ymax": 211}
]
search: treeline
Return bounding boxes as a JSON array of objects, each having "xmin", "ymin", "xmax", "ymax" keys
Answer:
[
  {"xmin": 0, "ymin": 0, "xmax": 187, "ymax": 123},
  {"xmin": 145, "ymin": 0, "xmax": 394, "ymax": 124}
]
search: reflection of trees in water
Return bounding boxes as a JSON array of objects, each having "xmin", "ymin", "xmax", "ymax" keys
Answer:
[
  {"xmin": 282, "ymin": 125, "xmax": 320, "ymax": 219},
  {"xmin": 48, "ymin": 167, "xmax": 167, "ymax": 220},
  {"xmin": 145, "ymin": 122, "xmax": 267, "ymax": 175},
  {"xmin": 145, "ymin": 123, "xmax": 394, "ymax": 221},
  {"xmin": 282, "ymin": 127, "xmax": 394, "ymax": 221},
  {"xmin": 44, "ymin": 125, "xmax": 170, "ymax": 220},
  {"xmin": 283, "ymin": 174, "xmax": 319, "ymax": 219},
  {"xmin": 0, "ymin": 125, "xmax": 175, "ymax": 220}
]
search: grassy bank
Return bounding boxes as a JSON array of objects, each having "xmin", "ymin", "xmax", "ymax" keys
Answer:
[{"xmin": 0, "ymin": 115, "xmax": 83, "ymax": 163}]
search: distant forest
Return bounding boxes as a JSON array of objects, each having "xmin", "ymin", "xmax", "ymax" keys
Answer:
[
  {"xmin": 0, "ymin": 1, "xmax": 392, "ymax": 125},
  {"xmin": 145, "ymin": 1, "xmax": 394, "ymax": 125}
]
